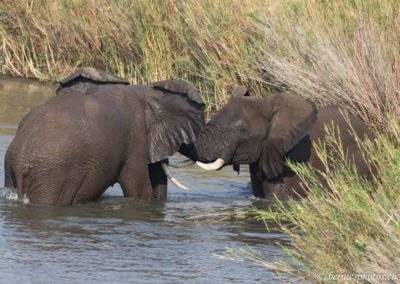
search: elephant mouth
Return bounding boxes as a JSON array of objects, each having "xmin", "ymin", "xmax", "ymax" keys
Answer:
[
  {"xmin": 196, "ymin": 143, "xmax": 252, "ymax": 171},
  {"xmin": 196, "ymin": 144, "xmax": 243, "ymax": 171}
]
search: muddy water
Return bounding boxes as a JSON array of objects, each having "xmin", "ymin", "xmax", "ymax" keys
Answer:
[{"xmin": 0, "ymin": 76, "xmax": 290, "ymax": 283}]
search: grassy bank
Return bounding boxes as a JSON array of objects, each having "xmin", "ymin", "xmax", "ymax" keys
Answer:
[{"xmin": 1, "ymin": 0, "xmax": 400, "ymax": 281}]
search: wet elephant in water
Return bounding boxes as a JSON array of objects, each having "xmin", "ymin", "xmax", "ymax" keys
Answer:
[
  {"xmin": 194, "ymin": 87, "xmax": 373, "ymax": 200},
  {"xmin": 4, "ymin": 68, "xmax": 205, "ymax": 205}
]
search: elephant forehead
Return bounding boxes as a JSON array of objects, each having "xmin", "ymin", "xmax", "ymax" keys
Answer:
[{"xmin": 212, "ymin": 97, "xmax": 261, "ymax": 122}]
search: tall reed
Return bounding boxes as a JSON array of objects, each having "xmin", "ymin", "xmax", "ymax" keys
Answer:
[{"xmin": 0, "ymin": 0, "xmax": 264, "ymax": 114}]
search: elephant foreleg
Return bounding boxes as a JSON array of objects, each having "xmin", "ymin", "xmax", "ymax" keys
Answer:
[
  {"xmin": 4, "ymin": 167, "xmax": 14, "ymax": 189},
  {"xmin": 148, "ymin": 161, "xmax": 168, "ymax": 200},
  {"xmin": 4, "ymin": 151, "xmax": 14, "ymax": 188},
  {"xmin": 249, "ymin": 163, "xmax": 265, "ymax": 198},
  {"xmin": 250, "ymin": 162, "xmax": 289, "ymax": 200},
  {"xmin": 118, "ymin": 158, "xmax": 153, "ymax": 200}
]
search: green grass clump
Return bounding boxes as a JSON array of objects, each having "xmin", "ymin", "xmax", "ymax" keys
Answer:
[{"xmin": 253, "ymin": 120, "xmax": 400, "ymax": 282}]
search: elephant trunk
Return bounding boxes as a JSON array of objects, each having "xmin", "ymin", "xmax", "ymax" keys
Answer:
[
  {"xmin": 194, "ymin": 124, "xmax": 238, "ymax": 170},
  {"xmin": 194, "ymin": 124, "xmax": 223, "ymax": 161}
]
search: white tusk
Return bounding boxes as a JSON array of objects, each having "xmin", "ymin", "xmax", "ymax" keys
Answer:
[
  {"xmin": 161, "ymin": 163, "xmax": 189, "ymax": 190},
  {"xmin": 196, "ymin": 158, "xmax": 225, "ymax": 170},
  {"xmin": 170, "ymin": 177, "xmax": 189, "ymax": 191}
]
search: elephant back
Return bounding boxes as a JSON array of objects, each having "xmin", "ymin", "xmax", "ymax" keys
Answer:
[{"xmin": 56, "ymin": 67, "xmax": 129, "ymax": 95}]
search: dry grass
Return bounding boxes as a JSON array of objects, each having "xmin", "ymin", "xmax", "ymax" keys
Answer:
[
  {"xmin": 1, "ymin": 1, "xmax": 399, "ymax": 123},
  {"xmin": 0, "ymin": 0, "xmax": 265, "ymax": 114},
  {"xmin": 252, "ymin": 0, "xmax": 400, "ymax": 130},
  {"xmin": 186, "ymin": 207, "xmax": 249, "ymax": 224}
]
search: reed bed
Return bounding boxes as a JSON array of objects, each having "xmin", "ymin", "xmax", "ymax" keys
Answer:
[{"xmin": 0, "ymin": 0, "xmax": 264, "ymax": 114}]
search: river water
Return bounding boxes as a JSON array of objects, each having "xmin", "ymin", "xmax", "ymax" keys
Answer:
[{"xmin": 0, "ymin": 76, "xmax": 290, "ymax": 283}]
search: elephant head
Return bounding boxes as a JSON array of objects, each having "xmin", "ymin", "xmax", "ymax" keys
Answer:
[
  {"xmin": 142, "ymin": 80, "xmax": 205, "ymax": 192},
  {"xmin": 145, "ymin": 79, "xmax": 205, "ymax": 163},
  {"xmin": 56, "ymin": 67, "xmax": 129, "ymax": 95},
  {"xmin": 195, "ymin": 87, "xmax": 317, "ymax": 180}
]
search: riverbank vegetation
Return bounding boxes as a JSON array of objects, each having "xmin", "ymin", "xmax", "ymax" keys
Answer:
[
  {"xmin": 1, "ymin": 0, "xmax": 399, "ymax": 281},
  {"xmin": 251, "ymin": 1, "xmax": 400, "ymax": 282},
  {"xmin": 253, "ymin": 122, "xmax": 400, "ymax": 282},
  {"xmin": 1, "ymin": 0, "xmax": 265, "ymax": 114}
]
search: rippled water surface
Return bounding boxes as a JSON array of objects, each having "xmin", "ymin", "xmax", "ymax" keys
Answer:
[{"xmin": 0, "ymin": 76, "xmax": 290, "ymax": 283}]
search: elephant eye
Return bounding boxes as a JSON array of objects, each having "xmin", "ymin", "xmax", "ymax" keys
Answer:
[{"xmin": 239, "ymin": 129, "xmax": 247, "ymax": 136}]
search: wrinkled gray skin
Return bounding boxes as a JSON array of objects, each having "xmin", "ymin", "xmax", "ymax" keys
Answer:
[
  {"xmin": 4, "ymin": 68, "xmax": 204, "ymax": 205},
  {"xmin": 194, "ymin": 87, "xmax": 373, "ymax": 200}
]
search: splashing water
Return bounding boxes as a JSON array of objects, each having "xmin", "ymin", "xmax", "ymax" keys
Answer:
[
  {"xmin": 0, "ymin": 187, "xmax": 18, "ymax": 200},
  {"xmin": 22, "ymin": 193, "xmax": 30, "ymax": 204},
  {"xmin": 0, "ymin": 187, "xmax": 30, "ymax": 203}
]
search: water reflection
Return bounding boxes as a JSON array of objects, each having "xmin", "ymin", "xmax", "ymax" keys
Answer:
[
  {"xmin": 0, "ymin": 75, "xmax": 55, "ymax": 136},
  {"xmin": 0, "ymin": 76, "xmax": 290, "ymax": 283}
]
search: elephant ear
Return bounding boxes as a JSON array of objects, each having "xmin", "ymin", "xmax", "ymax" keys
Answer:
[
  {"xmin": 146, "ymin": 80, "xmax": 205, "ymax": 163},
  {"xmin": 152, "ymin": 80, "xmax": 204, "ymax": 105},
  {"xmin": 56, "ymin": 67, "xmax": 129, "ymax": 94},
  {"xmin": 260, "ymin": 93, "xmax": 317, "ymax": 179}
]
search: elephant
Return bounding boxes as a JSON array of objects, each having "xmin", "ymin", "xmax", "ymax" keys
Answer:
[
  {"xmin": 194, "ymin": 86, "xmax": 373, "ymax": 200},
  {"xmin": 4, "ymin": 68, "xmax": 205, "ymax": 205}
]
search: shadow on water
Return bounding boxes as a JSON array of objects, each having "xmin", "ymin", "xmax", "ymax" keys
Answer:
[{"xmin": 0, "ymin": 76, "xmax": 291, "ymax": 283}]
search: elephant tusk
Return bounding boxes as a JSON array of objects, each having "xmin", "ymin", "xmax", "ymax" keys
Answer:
[
  {"xmin": 196, "ymin": 158, "xmax": 225, "ymax": 170},
  {"xmin": 169, "ymin": 158, "xmax": 195, "ymax": 168},
  {"xmin": 161, "ymin": 163, "xmax": 189, "ymax": 190}
]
